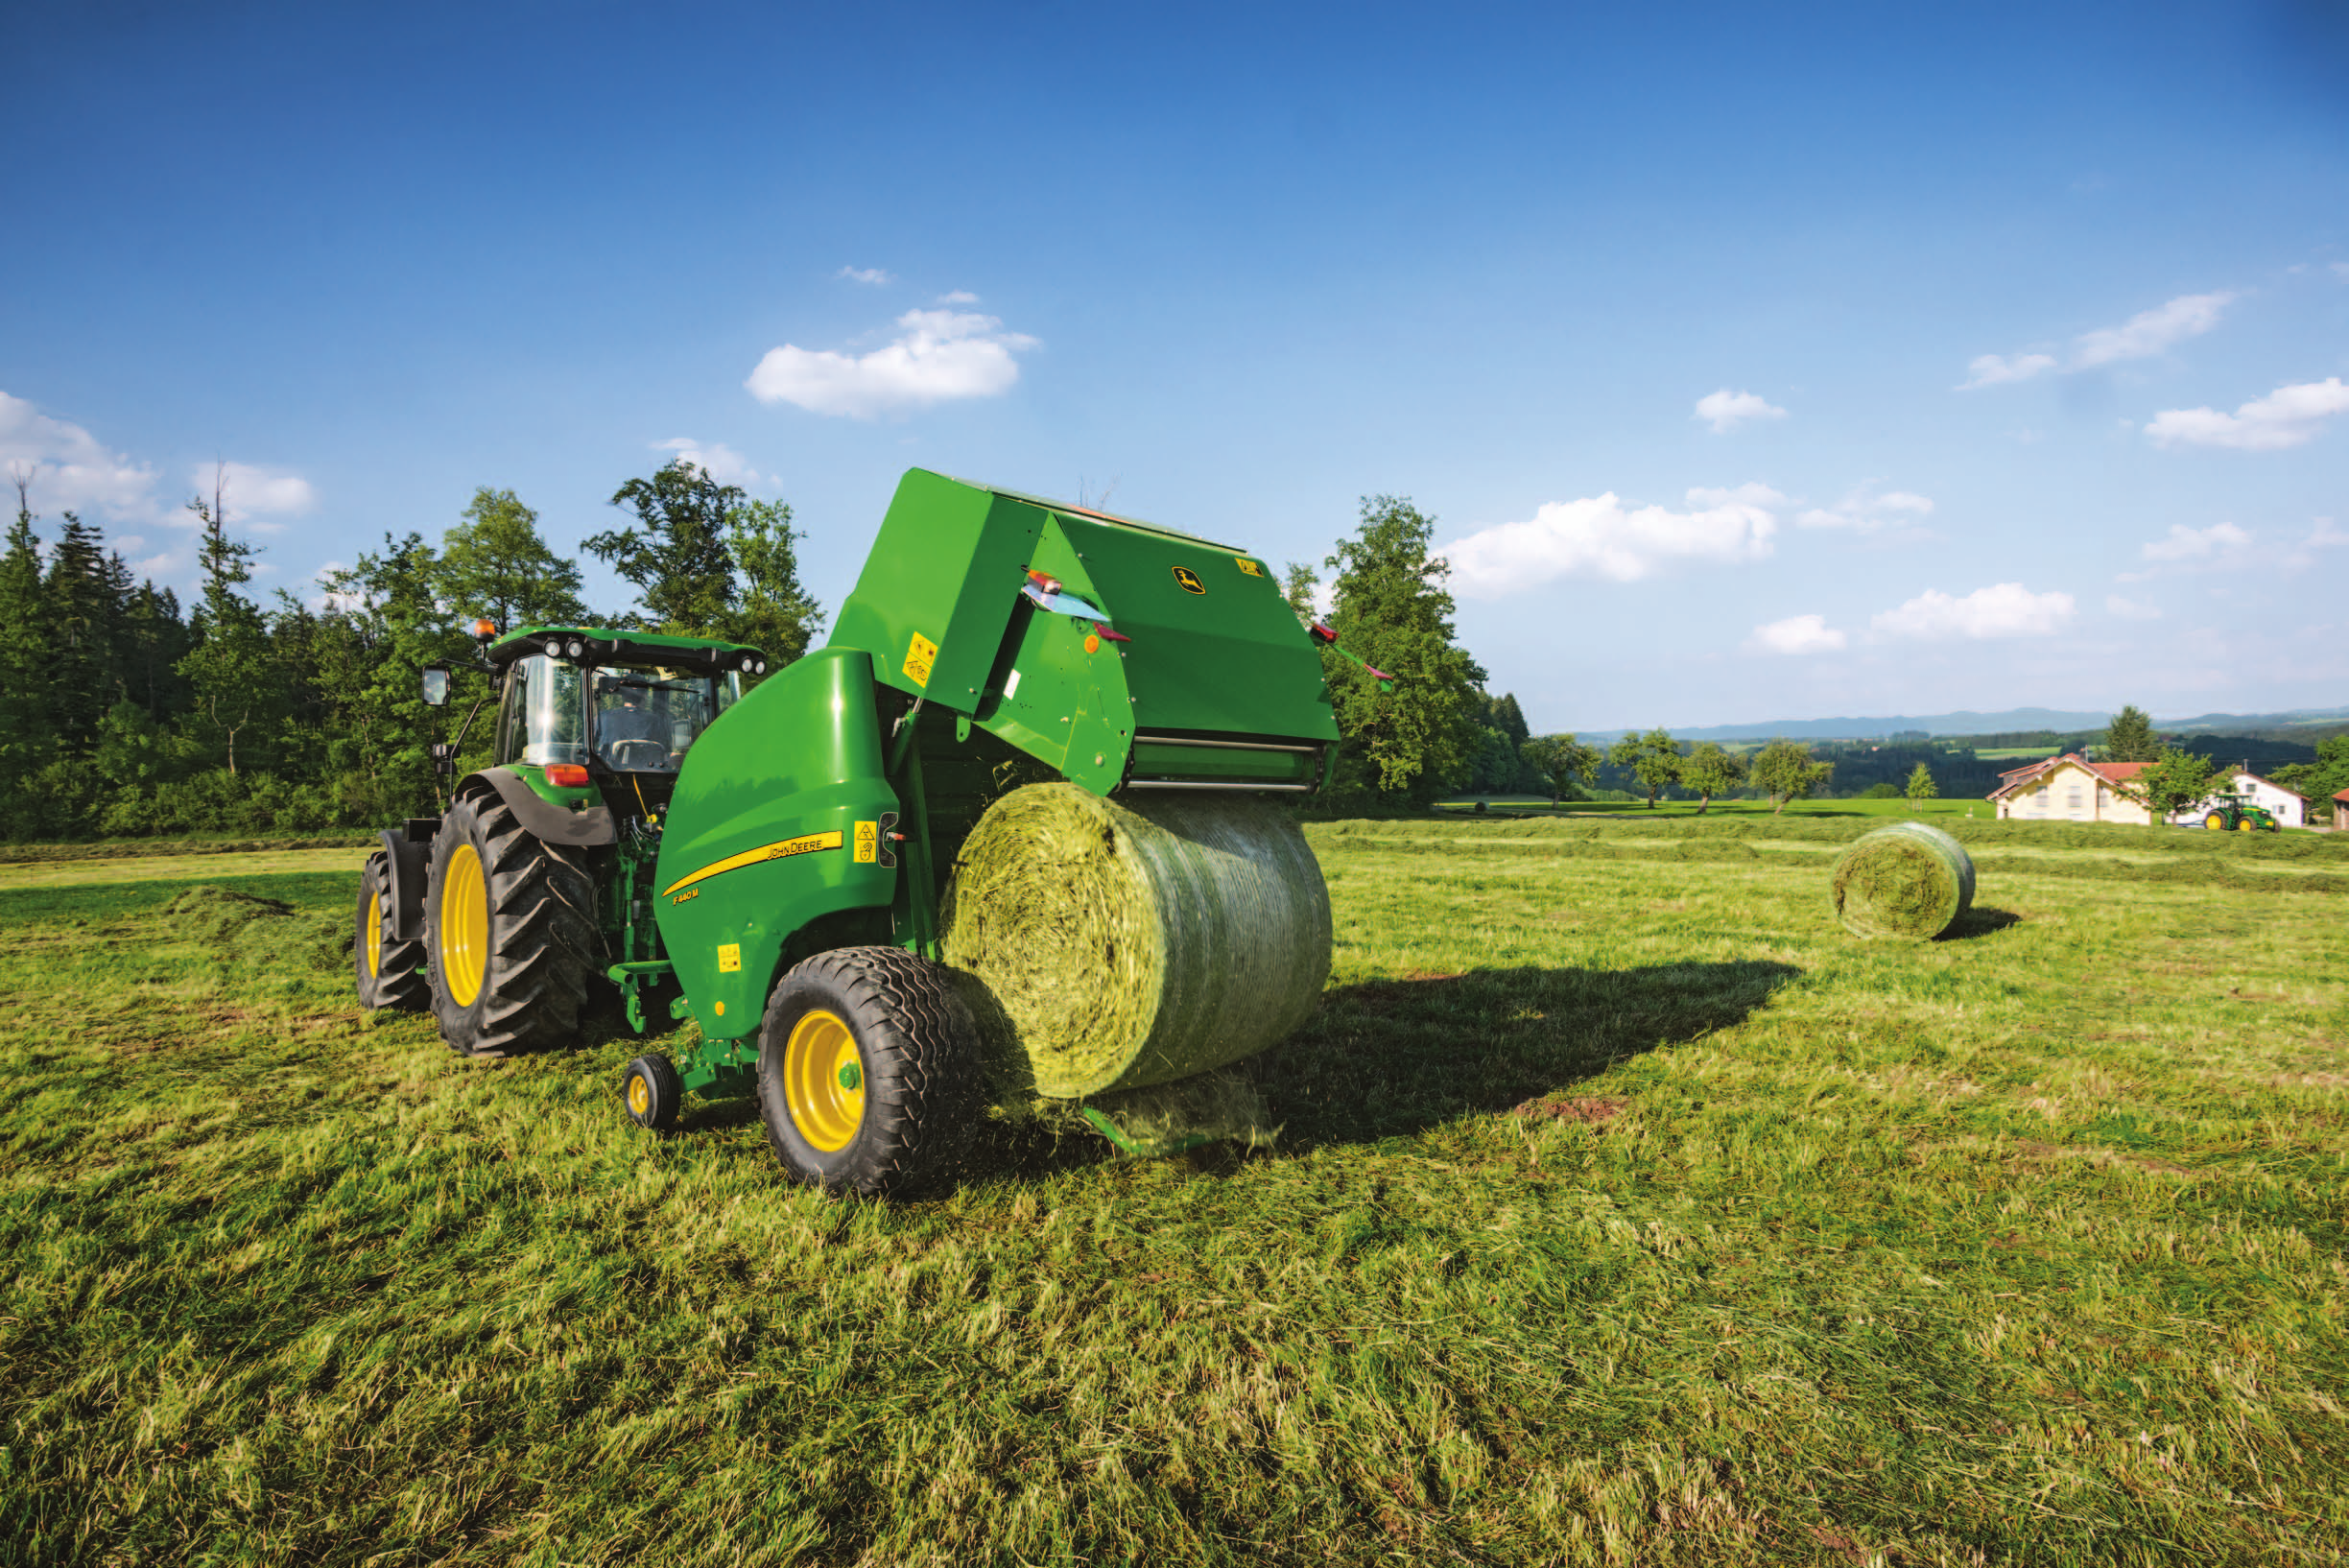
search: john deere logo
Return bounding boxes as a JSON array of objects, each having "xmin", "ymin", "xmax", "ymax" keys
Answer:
[{"xmin": 1173, "ymin": 566, "xmax": 1205, "ymax": 595}]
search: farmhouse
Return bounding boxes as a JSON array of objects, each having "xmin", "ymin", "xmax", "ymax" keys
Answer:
[{"xmin": 1988, "ymin": 753, "xmax": 2154, "ymax": 823}]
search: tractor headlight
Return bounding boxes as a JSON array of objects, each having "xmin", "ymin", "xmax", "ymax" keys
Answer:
[
  {"xmin": 564, "ymin": 638, "xmax": 584, "ymax": 658},
  {"xmin": 753, "ymin": 659, "xmax": 768, "ymax": 676}
]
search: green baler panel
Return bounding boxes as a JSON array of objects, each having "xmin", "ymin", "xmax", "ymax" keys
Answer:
[
  {"xmin": 829, "ymin": 470, "xmax": 1338, "ymax": 796},
  {"xmin": 652, "ymin": 648, "xmax": 898, "ymax": 1041}
]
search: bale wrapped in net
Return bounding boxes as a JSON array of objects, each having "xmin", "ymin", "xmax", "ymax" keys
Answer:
[
  {"xmin": 1831, "ymin": 820, "xmax": 1976, "ymax": 939},
  {"xmin": 940, "ymin": 783, "xmax": 1331, "ymax": 1099}
]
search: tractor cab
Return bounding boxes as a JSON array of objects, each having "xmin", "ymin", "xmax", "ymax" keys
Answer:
[{"xmin": 480, "ymin": 626, "xmax": 767, "ymax": 809}]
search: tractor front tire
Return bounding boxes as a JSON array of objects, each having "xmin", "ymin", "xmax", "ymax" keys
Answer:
[
  {"xmin": 425, "ymin": 786, "xmax": 599, "ymax": 1058},
  {"xmin": 755, "ymin": 946, "xmax": 983, "ymax": 1198},
  {"xmin": 2204, "ymin": 813, "xmax": 2226, "ymax": 831},
  {"xmin": 354, "ymin": 852, "xmax": 429, "ymax": 1011},
  {"xmin": 623, "ymin": 1054, "xmax": 682, "ymax": 1131}
]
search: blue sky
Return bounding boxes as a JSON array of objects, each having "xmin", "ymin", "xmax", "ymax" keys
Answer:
[{"xmin": 4, "ymin": 0, "xmax": 2344, "ymax": 733}]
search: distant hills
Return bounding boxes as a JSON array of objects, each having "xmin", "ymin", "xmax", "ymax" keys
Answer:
[{"xmin": 1571, "ymin": 704, "xmax": 2349, "ymax": 745}]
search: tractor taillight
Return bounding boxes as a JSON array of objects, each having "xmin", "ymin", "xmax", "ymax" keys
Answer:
[{"xmin": 546, "ymin": 764, "xmax": 590, "ymax": 788}]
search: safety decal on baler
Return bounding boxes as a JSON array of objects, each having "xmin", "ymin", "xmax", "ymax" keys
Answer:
[
  {"xmin": 904, "ymin": 631, "xmax": 937, "ymax": 686},
  {"xmin": 1235, "ymin": 558, "xmax": 1263, "ymax": 578},
  {"xmin": 853, "ymin": 820, "xmax": 878, "ymax": 863},
  {"xmin": 660, "ymin": 830, "xmax": 845, "ymax": 897}
]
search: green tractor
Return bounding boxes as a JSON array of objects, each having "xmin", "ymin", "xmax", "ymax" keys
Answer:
[
  {"xmin": 355, "ymin": 468, "xmax": 1353, "ymax": 1195},
  {"xmin": 2199, "ymin": 793, "xmax": 2279, "ymax": 833}
]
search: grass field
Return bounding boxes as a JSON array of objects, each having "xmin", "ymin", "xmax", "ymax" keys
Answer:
[{"xmin": 2, "ymin": 818, "xmax": 2346, "ymax": 1564}]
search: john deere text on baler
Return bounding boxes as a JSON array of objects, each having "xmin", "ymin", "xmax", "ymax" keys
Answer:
[{"xmin": 356, "ymin": 469, "xmax": 1349, "ymax": 1194}]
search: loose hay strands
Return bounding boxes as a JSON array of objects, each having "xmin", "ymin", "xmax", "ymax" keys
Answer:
[
  {"xmin": 1832, "ymin": 820, "xmax": 1976, "ymax": 939},
  {"xmin": 941, "ymin": 783, "xmax": 1331, "ymax": 1099}
]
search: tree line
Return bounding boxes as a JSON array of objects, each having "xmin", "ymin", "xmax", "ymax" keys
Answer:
[{"xmin": 0, "ymin": 462, "xmax": 819, "ymax": 841}]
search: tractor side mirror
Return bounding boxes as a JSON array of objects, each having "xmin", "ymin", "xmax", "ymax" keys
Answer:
[{"xmin": 421, "ymin": 664, "xmax": 452, "ymax": 707}]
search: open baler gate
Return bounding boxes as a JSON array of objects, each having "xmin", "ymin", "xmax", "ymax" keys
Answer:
[{"xmin": 828, "ymin": 469, "xmax": 1340, "ymax": 796}]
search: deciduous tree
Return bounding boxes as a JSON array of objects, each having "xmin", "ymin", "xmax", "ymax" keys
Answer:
[
  {"xmin": 1681, "ymin": 741, "xmax": 1746, "ymax": 813},
  {"xmin": 1524, "ymin": 734, "xmax": 1600, "ymax": 805},
  {"xmin": 587, "ymin": 460, "xmax": 745, "ymax": 636},
  {"xmin": 439, "ymin": 487, "xmax": 587, "ymax": 631},
  {"xmin": 2110, "ymin": 746, "xmax": 2224, "ymax": 826},
  {"xmin": 1905, "ymin": 761, "xmax": 1939, "ymax": 801},
  {"xmin": 1610, "ymin": 727, "xmax": 1682, "ymax": 807},
  {"xmin": 1751, "ymin": 738, "xmax": 1834, "ymax": 815},
  {"xmin": 1319, "ymin": 496, "xmax": 1485, "ymax": 806},
  {"xmin": 719, "ymin": 496, "xmax": 822, "ymax": 673}
]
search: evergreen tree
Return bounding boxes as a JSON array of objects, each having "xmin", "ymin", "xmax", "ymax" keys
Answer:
[
  {"xmin": 2103, "ymin": 704, "xmax": 2160, "ymax": 763},
  {"xmin": 176, "ymin": 491, "xmax": 280, "ymax": 775},
  {"xmin": 1905, "ymin": 761, "xmax": 1939, "ymax": 801},
  {"xmin": 0, "ymin": 478, "xmax": 53, "ymax": 786},
  {"xmin": 42, "ymin": 511, "xmax": 118, "ymax": 754},
  {"xmin": 1320, "ymin": 496, "xmax": 1485, "ymax": 806},
  {"xmin": 313, "ymin": 534, "xmax": 479, "ymax": 822},
  {"xmin": 439, "ymin": 487, "xmax": 588, "ymax": 631}
]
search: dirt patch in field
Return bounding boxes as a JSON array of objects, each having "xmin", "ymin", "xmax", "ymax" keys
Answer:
[
  {"xmin": 1512, "ymin": 1095, "xmax": 1627, "ymax": 1126},
  {"xmin": 2009, "ymin": 1138, "xmax": 2201, "ymax": 1177}
]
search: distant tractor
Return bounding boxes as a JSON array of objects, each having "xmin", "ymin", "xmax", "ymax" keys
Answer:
[
  {"xmin": 2200, "ymin": 793, "xmax": 2279, "ymax": 833},
  {"xmin": 354, "ymin": 468, "xmax": 1356, "ymax": 1195}
]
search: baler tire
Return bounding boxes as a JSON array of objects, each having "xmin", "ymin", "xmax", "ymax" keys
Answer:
[
  {"xmin": 425, "ymin": 786, "xmax": 600, "ymax": 1059},
  {"xmin": 354, "ymin": 852, "xmax": 429, "ymax": 1011},
  {"xmin": 755, "ymin": 946, "xmax": 984, "ymax": 1199},
  {"xmin": 623, "ymin": 1054, "xmax": 682, "ymax": 1131}
]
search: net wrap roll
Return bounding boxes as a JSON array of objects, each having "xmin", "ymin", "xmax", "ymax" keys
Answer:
[
  {"xmin": 1831, "ymin": 820, "xmax": 1977, "ymax": 939},
  {"xmin": 940, "ymin": 783, "xmax": 1332, "ymax": 1098}
]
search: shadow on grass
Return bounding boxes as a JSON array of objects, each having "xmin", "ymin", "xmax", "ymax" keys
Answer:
[
  {"xmin": 1939, "ymin": 906, "xmax": 2023, "ymax": 941},
  {"xmin": 1260, "ymin": 960, "xmax": 1802, "ymax": 1152}
]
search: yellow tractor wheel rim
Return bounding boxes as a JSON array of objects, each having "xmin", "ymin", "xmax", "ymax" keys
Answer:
[
  {"xmin": 785, "ymin": 1009, "xmax": 866, "ymax": 1152},
  {"xmin": 2238, "ymin": 819, "xmax": 2255, "ymax": 832},
  {"xmin": 2205, "ymin": 816, "xmax": 2224, "ymax": 830},
  {"xmin": 628, "ymin": 1073, "xmax": 652, "ymax": 1118},
  {"xmin": 439, "ymin": 843, "xmax": 489, "ymax": 1008},
  {"xmin": 364, "ymin": 890, "xmax": 383, "ymax": 978}
]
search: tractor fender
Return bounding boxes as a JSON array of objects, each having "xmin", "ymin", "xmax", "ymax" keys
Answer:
[
  {"xmin": 379, "ymin": 821, "xmax": 436, "ymax": 940},
  {"xmin": 464, "ymin": 767, "xmax": 619, "ymax": 848}
]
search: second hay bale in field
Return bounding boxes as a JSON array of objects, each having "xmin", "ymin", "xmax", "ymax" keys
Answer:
[
  {"xmin": 1831, "ymin": 821, "xmax": 1976, "ymax": 939},
  {"xmin": 940, "ymin": 783, "xmax": 1331, "ymax": 1099}
]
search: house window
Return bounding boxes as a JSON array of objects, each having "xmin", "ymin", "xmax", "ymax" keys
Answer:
[{"xmin": 2067, "ymin": 787, "xmax": 2084, "ymax": 811}]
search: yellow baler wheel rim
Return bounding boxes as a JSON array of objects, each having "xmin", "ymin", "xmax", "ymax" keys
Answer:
[
  {"xmin": 439, "ymin": 843, "xmax": 489, "ymax": 1008},
  {"xmin": 364, "ymin": 890, "xmax": 383, "ymax": 979},
  {"xmin": 628, "ymin": 1072, "xmax": 652, "ymax": 1119},
  {"xmin": 785, "ymin": 1009, "xmax": 866, "ymax": 1152}
]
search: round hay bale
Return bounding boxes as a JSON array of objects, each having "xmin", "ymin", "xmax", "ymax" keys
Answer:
[
  {"xmin": 1831, "ymin": 820, "xmax": 1976, "ymax": 939},
  {"xmin": 940, "ymin": 783, "xmax": 1331, "ymax": 1098}
]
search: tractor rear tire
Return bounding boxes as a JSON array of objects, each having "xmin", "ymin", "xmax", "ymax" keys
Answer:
[
  {"xmin": 425, "ymin": 785, "xmax": 600, "ymax": 1058},
  {"xmin": 754, "ymin": 946, "xmax": 983, "ymax": 1198},
  {"xmin": 354, "ymin": 852, "xmax": 429, "ymax": 1011}
]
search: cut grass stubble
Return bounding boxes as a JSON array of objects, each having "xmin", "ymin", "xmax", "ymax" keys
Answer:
[{"xmin": 0, "ymin": 820, "xmax": 2344, "ymax": 1564}]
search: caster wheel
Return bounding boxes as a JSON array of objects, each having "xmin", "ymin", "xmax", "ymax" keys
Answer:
[{"xmin": 623, "ymin": 1054, "xmax": 682, "ymax": 1131}]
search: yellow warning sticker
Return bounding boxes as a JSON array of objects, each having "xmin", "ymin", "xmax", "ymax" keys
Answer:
[
  {"xmin": 853, "ymin": 820, "xmax": 878, "ymax": 864},
  {"xmin": 904, "ymin": 631, "xmax": 937, "ymax": 686},
  {"xmin": 717, "ymin": 943, "xmax": 742, "ymax": 973},
  {"xmin": 1235, "ymin": 557, "xmax": 1263, "ymax": 578}
]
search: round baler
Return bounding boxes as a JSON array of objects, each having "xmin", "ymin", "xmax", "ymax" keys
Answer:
[{"xmin": 354, "ymin": 470, "xmax": 1355, "ymax": 1196}]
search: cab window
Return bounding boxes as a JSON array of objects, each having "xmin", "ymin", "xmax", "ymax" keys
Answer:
[{"xmin": 589, "ymin": 665, "xmax": 740, "ymax": 772}]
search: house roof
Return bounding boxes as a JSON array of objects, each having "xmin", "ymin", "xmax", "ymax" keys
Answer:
[{"xmin": 1986, "ymin": 752, "xmax": 2147, "ymax": 799}]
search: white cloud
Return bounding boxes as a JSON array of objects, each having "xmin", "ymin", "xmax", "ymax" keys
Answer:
[
  {"xmin": 1796, "ymin": 487, "xmax": 1934, "ymax": 532},
  {"xmin": 1959, "ymin": 290, "xmax": 2237, "ymax": 391},
  {"xmin": 199, "ymin": 461, "xmax": 314, "ymax": 533},
  {"xmin": 2106, "ymin": 594, "xmax": 2162, "ymax": 620},
  {"xmin": 654, "ymin": 438, "xmax": 777, "ymax": 493},
  {"xmin": 2283, "ymin": 517, "xmax": 2349, "ymax": 570},
  {"xmin": 1441, "ymin": 487, "xmax": 1779, "ymax": 596},
  {"xmin": 745, "ymin": 308, "xmax": 1039, "ymax": 418},
  {"xmin": 1957, "ymin": 352, "xmax": 2056, "ymax": 391},
  {"xmin": 2073, "ymin": 291, "xmax": 2236, "ymax": 368},
  {"xmin": 835, "ymin": 266, "xmax": 893, "ymax": 285},
  {"xmin": 2145, "ymin": 378, "xmax": 2349, "ymax": 451},
  {"xmin": 1744, "ymin": 613, "xmax": 1845, "ymax": 655},
  {"xmin": 1693, "ymin": 389, "xmax": 1788, "ymax": 434},
  {"xmin": 0, "ymin": 390, "xmax": 160, "ymax": 518},
  {"xmin": 1869, "ymin": 582, "xmax": 2075, "ymax": 641},
  {"xmin": 936, "ymin": 290, "xmax": 979, "ymax": 304},
  {"xmin": 2141, "ymin": 520, "xmax": 2252, "ymax": 561}
]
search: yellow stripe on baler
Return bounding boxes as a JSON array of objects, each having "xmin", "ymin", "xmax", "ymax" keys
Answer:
[{"xmin": 661, "ymin": 831, "xmax": 843, "ymax": 897}]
